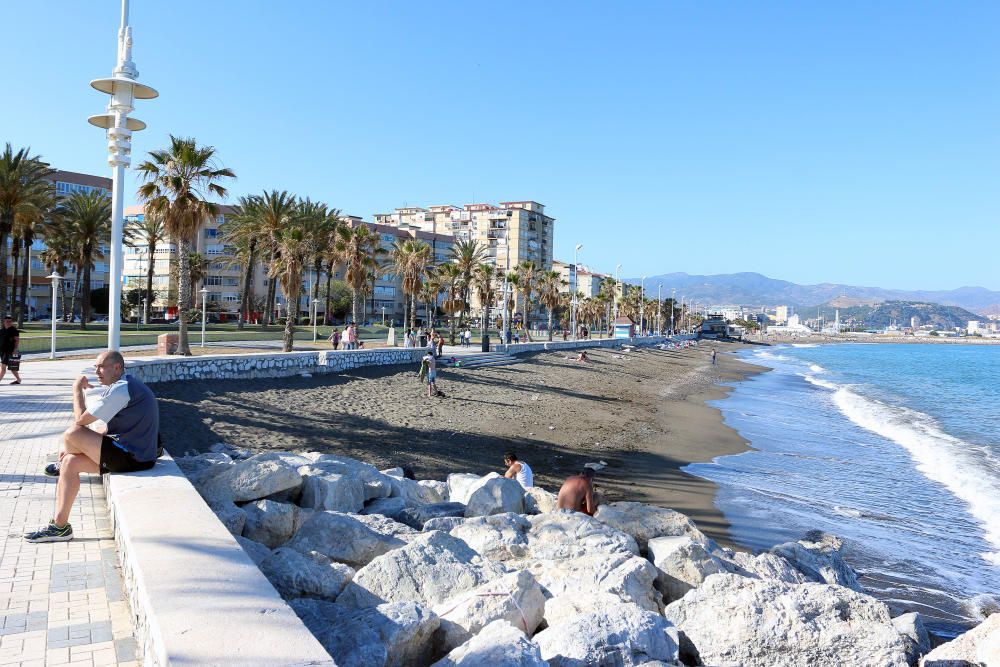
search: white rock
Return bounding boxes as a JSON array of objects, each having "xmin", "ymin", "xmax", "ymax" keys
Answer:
[
  {"xmin": 769, "ymin": 531, "xmax": 862, "ymax": 591},
  {"xmin": 211, "ymin": 458, "xmax": 302, "ymax": 503},
  {"xmin": 449, "ymin": 513, "xmax": 530, "ymax": 562},
  {"xmin": 526, "ymin": 511, "xmax": 638, "ymax": 560},
  {"xmin": 523, "ymin": 486, "xmax": 557, "ymax": 514},
  {"xmin": 291, "ymin": 598, "xmax": 439, "ymax": 667},
  {"xmin": 892, "ymin": 612, "xmax": 931, "ymax": 665},
  {"xmin": 351, "ymin": 513, "xmax": 420, "ymax": 542},
  {"xmin": 260, "ymin": 547, "xmax": 354, "ymax": 600},
  {"xmin": 337, "ymin": 531, "xmax": 508, "ymax": 609},
  {"xmin": 919, "ymin": 612, "xmax": 1000, "ymax": 667},
  {"xmin": 419, "ymin": 479, "xmax": 448, "ymax": 498},
  {"xmin": 431, "ymin": 620, "xmax": 546, "ymax": 667},
  {"xmin": 308, "ymin": 455, "xmax": 395, "ymax": 501},
  {"xmin": 235, "ymin": 535, "xmax": 272, "ymax": 567},
  {"xmin": 241, "ymin": 499, "xmax": 300, "ymax": 548},
  {"xmin": 448, "ymin": 472, "xmax": 500, "ymax": 505},
  {"xmin": 664, "ymin": 573, "xmax": 910, "ymax": 667},
  {"xmin": 397, "ymin": 502, "xmax": 467, "ymax": 529},
  {"xmin": 298, "ymin": 466, "xmax": 365, "ymax": 513},
  {"xmin": 543, "ymin": 592, "xmax": 632, "ymax": 625},
  {"xmin": 422, "ymin": 517, "xmax": 467, "ymax": 533},
  {"xmin": 593, "ymin": 501, "xmax": 709, "ymax": 553},
  {"xmin": 287, "ymin": 511, "xmax": 406, "ymax": 568},
  {"xmin": 433, "ymin": 570, "xmax": 546, "ymax": 653},
  {"xmin": 534, "ymin": 603, "xmax": 679, "ymax": 666},
  {"xmin": 647, "ymin": 535, "xmax": 729, "ymax": 602},
  {"xmin": 722, "ymin": 550, "xmax": 810, "ymax": 584},
  {"xmin": 361, "ymin": 496, "xmax": 407, "ymax": 519},
  {"xmin": 465, "ymin": 478, "xmax": 525, "ymax": 517},
  {"xmin": 212, "ymin": 502, "xmax": 246, "ymax": 536},
  {"xmin": 530, "ymin": 552, "xmax": 661, "ymax": 613},
  {"xmin": 388, "ymin": 476, "xmax": 446, "ymax": 507}
]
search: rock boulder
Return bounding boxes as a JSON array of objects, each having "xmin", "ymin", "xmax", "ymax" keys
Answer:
[
  {"xmin": 534, "ymin": 603, "xmax": 680, "ymax": 666},
  {"xmin": 526, "ymin": 511, "xmax": 638, "ymax": 560},
  {"xmin": 260, "ymin": 547, "xmax": 354, "ymax": 600},
  {"xmin": 593, "ymin": 501, "xmax": 709, "ymax": 554},
  {"xmin": 647, "ymin": 535, "xmax": 729, "ymax": 602},
  {"xmin": 287, "ymin": 511, "xmax": 405, "ymax": 568},
  {"xmin": 298, "ymin": 466, "xmax": 365, "ymax": 513},
  {"xmin": 242, "ymin": 499, "xmax": 301, "ymax": 548},
  {"xmin": 449, "ymin": 513, "xmax": 530, "ymax": 562},
  {"xmin": 465, "ymin": 478, "xmax": 525, "ymax": 517},
  {"xmin": 431, "ymin": 620, "xmax": 546, "ymax": 667},
  {"xmin": 211, "ymin": 457, "xmax": 302, "ymax": 503},
  {"xmin": 397, "ymin": 502, "xmax": 467, "ymax": 530},
  {"xmin": 769, "ymin": 531, "xmax": 862, "ymax": 591},
  {"xmin": 919, "ymin": 612, "xmax": 1000, "ymax": 667}
]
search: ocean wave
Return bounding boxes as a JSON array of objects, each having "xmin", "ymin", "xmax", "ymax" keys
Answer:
[
  {"xmin": 792, "ymin": 343, "xmax": 819, "ymax": 348},
  {"xmin": 830, "ymin": 384, "xmax": 1000, "ymax": 567},
  {"xmin": 803, "ymin": 374, "xmax": 839, "ymax": 391},
  {"xmin": 963, "ymin": 593, "xmax": 1000, "ymax": 621},
  {"xmin": 809, "ymin": 364, "xmax": 827, "ymax": 373},
  {"xmin": 754, "ymin": 351, "xmax": 792, "ymax": 362}
]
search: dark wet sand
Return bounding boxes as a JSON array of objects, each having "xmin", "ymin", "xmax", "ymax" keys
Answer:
[{"xmin": 156, "ymin": 341, "xmax": 764, "ymax": 547}]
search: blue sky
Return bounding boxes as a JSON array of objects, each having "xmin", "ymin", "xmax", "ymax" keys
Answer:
[{"xmin": 5, "ymin": 1, "xmax": 999, "ymax": 290}]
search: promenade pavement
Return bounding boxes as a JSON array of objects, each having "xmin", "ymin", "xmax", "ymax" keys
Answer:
[{"xmin": 0, "ymin": 359, "xmax": 138, "ymax": 667}]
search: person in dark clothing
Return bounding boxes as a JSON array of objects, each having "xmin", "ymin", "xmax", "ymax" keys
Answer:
[{"xmin": 0, "ymin": 316, "xmax": 22, "ymax": 385}]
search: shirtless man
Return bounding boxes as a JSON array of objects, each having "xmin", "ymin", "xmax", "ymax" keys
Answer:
[{"xmin": 556, "ymin": 468, "xmax": 597, "ymax": 515}]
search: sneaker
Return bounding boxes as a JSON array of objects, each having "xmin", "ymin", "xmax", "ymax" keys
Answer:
[
  {"xmin": 24, "ymin": 521, "xmax": 73, "ymax": 543},
  {"xmin": 43, "ymin": 463, "xmax": 60, "ymax": 477},
  {"xmin": 9, "ymin": 380, "xmax": 20, "ymax": 385}
]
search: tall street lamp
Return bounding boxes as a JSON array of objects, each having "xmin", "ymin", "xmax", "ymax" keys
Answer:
[
  {"xmin": 571, "ymin": 243, "xmax": 583, "ymax": 341},
  {"xmin": 671, "ymin": 288, "xmax": 676, "ymax": 334},
  {"xmin": 47, "ymin": 273, "xmax": 63, "ymax": 360},
  {"xmin": 657, "ymin": 284, "xmax": 662, "ymax": 334},
  {"xmin": 313, "ymin": 299, "xmax": 319, "ymax": 342},
  {"xmin": 640, "ymin": 276, "xmax": 646, "ymax": 335},
  {"xmin": 613, "ymin": 263, "xmax": 622, "ymax": 323},
  {"xmin": 89, "ymin": 0, "xmax": 157, "ymax": 351},
  {"xmin": 199, "ymin": 287, "xmax": 208, "ymax": 347},
  {"xmin": 501, "ymin": 222, "xmax": 512, "ymax": 345}
]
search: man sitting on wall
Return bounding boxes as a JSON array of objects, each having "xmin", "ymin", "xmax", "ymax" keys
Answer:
[{"xmin": 25, "ymin": 350, "xmax": 159, "ymax": 543}]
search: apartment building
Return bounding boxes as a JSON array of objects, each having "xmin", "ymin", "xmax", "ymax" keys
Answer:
[
  {"xmin": 11, "ymin": 170, "xmax": 112, "ymax": 318},
  {"xmin": 552, "ymin": 260, "xmax": 611, "ymax": 299},
  {"xmin": 375, "ymin": 200, "xmax": 555, "ymax": 324}
]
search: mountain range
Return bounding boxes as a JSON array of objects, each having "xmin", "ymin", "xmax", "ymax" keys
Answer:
[{"xmin": 625, "ymin": 272, "xmax": 1000, "ymax": 315}]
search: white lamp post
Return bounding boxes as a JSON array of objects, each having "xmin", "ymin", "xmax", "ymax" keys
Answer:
[
  {"xmin": 47, "ymin": 273, "xmax": 63, "ymax": 359},
  {"xmin": 89, "ymin": 0, "xmax": 157, "ymax": 351},
  {"xmin": 613, "ymin": 263, "xmax": 621, "ymax": 323},
  {"xmin": 199, "ymin": 287, "xmax": 208, "ymax": 347},
  {"xmin": 312, "ymin": 299, "xmax": 319, "ymax": 342},
  {"xmin": 657, "ymin": 284, "xmax": 662, "ymax": 334},
  {"xmin": 671, "ymin": 288, "xmax": 675, "ymax": 334},
  {"xmin": 571, "ymin": 243, "xmax": 583, "ymax": 341},
  {"xmin": 640, "ymin": 276, "xmax": 646, "ymax": 335}
]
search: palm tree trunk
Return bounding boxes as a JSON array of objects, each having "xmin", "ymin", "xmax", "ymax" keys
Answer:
[
  {"xmin": 0, "ymin": 220, "xmax": 10, "ymax": 316},
  {"xmin": 263, "ymin": 249, "xmax": 278, "ymax": 327},
  {"xmin": 17, "ymin": 238, "xmax": 31, "ymax": 327},
  {"xmin": 237, "ymin": 240, "xmax": 255, "ymax": 329},
  {"xmin": 9, "ymin": 246, "xmax": 20, "ymax": 316},
  {"xmin": 283, "ymin": 283, "xmax": 298, "ymax": 352},
  {"xmin": 60, "ymin": 268, "xmax": 69, "ymax": 321},
  {"xmin": 324, "ymin": 262, "xmax": 333, "ymax": 325},
  {"xmin": 351, "ymin": 289, "xmax": 360, "ymax": 326},
  {"xmin": 522, "ymin": 290, "xmax": 533, "ymax": 341},
  {"xmin": 176, "ymin": 237, "xmax": 192, "ymax": 355},
  {"xmin": 69, "ymin": 266, "xmax": 81, "ymax": 322},
  {"xmin": 410, "ymin": 294, "xmax": 418, "ymax": 331},
  {"xmin": 548, "ymin": 307, "xmax": 554, "ymax": 341},
  {"xmin": 80, "ymin": 260, "xmax": 91, "ymax": 331}
]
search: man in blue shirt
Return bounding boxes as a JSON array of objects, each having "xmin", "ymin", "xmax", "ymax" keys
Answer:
[{"xmin": 25, "ymin": 350, "xmax": 159, "ymax": 543}]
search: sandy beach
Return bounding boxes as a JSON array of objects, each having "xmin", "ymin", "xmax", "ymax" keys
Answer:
[{"xmin": 156, "ymin": 341, "xmax": 764, "ymax": 546}]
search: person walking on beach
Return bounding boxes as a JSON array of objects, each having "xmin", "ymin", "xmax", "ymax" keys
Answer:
[
  {"xmin": 403, "ymin": 329, "xmax": 413, "ymax": 348},
  {"xmin": 427, "ymin": 332, "xmax": 437, "ymax": 358},
  {"xmin": 437, "ymin": 333, "xmax": 445, "ymax": 358},
  {"xmin": 25, "ymin": 350, "xmax": 159, "ymax": 542},
  {"xmin": 556, "ymin": 468, "xmax": 597, "ymax": 515},
  {"xmin": 463, "ymin": 327, "xmax": 472, "ymax": 348},
  {"xmin": 0, "ymin": 316, "xmax": 22, "ymax": 385},
  {"xmin": 419, "ymin": 350, "xmax": 438, "ymax": 397},
  {"xmin": 328, "ymin": 327, "xmax": 341, "ymax": 350},
  {"xmin": 344, "ymin": 323, "xmax": 357, "ymax": 350},
  {"xmin": 503, "ymin": 451, "xmax": 533, "ymax": 488},
  {"xmin": 711, "ymin": 349, "xmax": 717, "ymax": 365}
]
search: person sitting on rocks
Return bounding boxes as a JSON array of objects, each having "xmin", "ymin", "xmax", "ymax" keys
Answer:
[
  {"xmin": 556, "ymin": 468, "xmax": 597, "ymax": 515},
  {"xmin": 503, "ymin": 451, "xmax": 533, "ymax": 488},
  {"xmin": 25, "ymin": 350, "xmax": 159, "ymax": 543}
]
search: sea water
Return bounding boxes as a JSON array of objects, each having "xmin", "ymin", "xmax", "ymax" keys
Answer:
[{"xmin": 684, "ymin": 343, "xmax": 1000, "ymax": 636}]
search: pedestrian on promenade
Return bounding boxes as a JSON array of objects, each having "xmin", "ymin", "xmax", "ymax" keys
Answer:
[
  {"xmin": 403, "ymin": 329, "xmax": 413, "ymax": 348},
  {"xmin": 503, "ymin": 451, "xmax": 534, "ymax": 488},
  {"xmin": 711, "ymin": 349, "xmax": 717, "ymax": 365},
  {"xmin": 556, "ymin": 468, "xmax": 597, "ymax": 516},
  {"xmin": 344, "ymin": 323, "xmax": 357, "ymax": 350},
  {"xmin": 0, "ymin": 316, "xmax": 22, "ymax": 385},
  {"xmin": 419, "ymin": 350, "xmax": 438, "ymax": 397},
  {"xmin": 328, "ymin": 327, "xmax": 341, "ymax": 350},
  {"xmin": 463, "ymin": 328, "xmax": 472, "ymax": 347},
  {"xmin": 25, "ymin": 350, "xmax": 159, "ymax": 542}
]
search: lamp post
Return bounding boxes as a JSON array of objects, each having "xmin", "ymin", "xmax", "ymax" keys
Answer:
[
  {"xmin": 657, "ymin": 284, "xmax": 662, "ymax": 334},
  {"xmin": 640, "ymin": 276, "xmax": 646, "ymax": 335},
  {"xmin": 137, "ymin": 296, "xmax": 144, "ymax": 331},
  {"xmin": 47, "ymin": 273, "xmax": 63, "ymax": 359},
  {"xmin": 89, "ymin": 0, "xmax": 157, "ymax": 351},
  {"xmin": 613, "ymin": 263, "xmax": 621, "ymax": 323},
  {"xmin": 313, "ymin": 299, "xmax": 319, "ymax": 342},
  {"xmin": 571, "ymin": 243, "xmax": 583, "ymax": 341},
  {"xmin": 501, "ymin": 222, "xmax": 512, "ymax": 345},
  {"xmin": 199, "ymin": 288, "xmax": 208, "ymax": 347},
  {"xmin": 671, "ymin": 288, "xmax": 675, "ymax": 335}
]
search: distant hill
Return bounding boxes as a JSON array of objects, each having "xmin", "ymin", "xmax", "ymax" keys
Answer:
[
  {"xmin": 627, "ymin": 272, "xmax": 1000, "ymax": 313},
  {"xmin": 815, "ymin": 301, "xmax": 983, "ymax": 330}
]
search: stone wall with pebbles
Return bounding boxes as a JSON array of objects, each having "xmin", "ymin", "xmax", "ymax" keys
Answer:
[{"xmin": 126, "ymin": 347, "xmax": 424, "ymax": 384}]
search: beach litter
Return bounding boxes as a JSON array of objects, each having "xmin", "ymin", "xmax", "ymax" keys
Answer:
[{"xmin": 584, "ymin": 461, "xmax": 608, "ymax": 471}]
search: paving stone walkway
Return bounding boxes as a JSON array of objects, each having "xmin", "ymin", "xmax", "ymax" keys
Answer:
[{"xmin": 0, "ymin": 359, "xmax": 138, "ymax": 667}]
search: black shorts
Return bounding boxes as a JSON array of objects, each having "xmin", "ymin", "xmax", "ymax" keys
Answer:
[
  {"xmin": 100, "ymin": 436, "xmax": 156, "ymax": 474},
  {"xmin": 1, "ymin": 351, "xmax": 16, "ymax": 368}
]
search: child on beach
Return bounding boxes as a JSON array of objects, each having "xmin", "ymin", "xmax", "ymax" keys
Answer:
[{"xmin": 419, "ymin": 351, "xmax": 438, "ymax": 397}]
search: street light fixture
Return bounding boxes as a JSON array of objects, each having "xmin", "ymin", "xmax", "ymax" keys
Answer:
[
  {"xmin": 671, "ymin": 288, "xmax": 675, "ymax": 335},
  {"xmin": 89, "ymin": 0, "xmax": 157, "ymax": 351},
  {"xmin": 47, "ymin": 273, "xmax": 63, "ymax": 360},
  {"xmin": 613, "ymin": 264, "xmax": 622, "ymax": 323},
  {"xmin": 199, "ymin": 287, "xmax": 208, "ymax": 347},
  {"xmin": 657, "ymin": 284, "xmax": 662, "ymax": 334},
  {"xmin": 313, "ymin": 299, "xmax": 319, "ymax": 342},
  {"xmin": 640, "ymin": 276, "xmax": 646, "ymax": 335},
  {"xmin": 571, "ymin": 244, "xmax": 583, "ymax": 341}
]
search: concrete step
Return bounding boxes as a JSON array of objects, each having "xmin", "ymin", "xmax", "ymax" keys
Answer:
[{"xmin": 440, "ymin": 353, "xmax": 518, "ymax": 369}]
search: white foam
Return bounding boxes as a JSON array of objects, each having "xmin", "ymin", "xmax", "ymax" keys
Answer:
[
  {"xmin": 754, "ymin": 351, "xmax": 791, "ymax": 363},
  {"xmin": 809, "ymin": 364, "xmax": 826, "ymax": 373},
  {"xmin": 830, "ymin": 384, "xmax": 1000, "ymax": 567},
  {"xmin": 792, "ymin": 343, "xmax": 819, "ymax": 348},
  {"xmin": 803, "ymin": 374, "xmax": 839, "ymax": 391}
]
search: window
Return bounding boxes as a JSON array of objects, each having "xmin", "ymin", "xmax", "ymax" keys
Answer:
[
  {"xmin": 205, "ymin": 228, "xmax": 218, "ymax": 239},
  {"xmin": 374, "ymin": 285, "xmax": 395, "ymax": 298},
  {"xmin": 205, "ymin": 244, "xmax": 224, "ymax": 256},
  {"xmin": 223, "ymin": 277, "xmax": 239, "ymax": 287},
  {"xmin": 223, "ymin": 294, "xmax": 240, "ymax": 302},
  {"xmin": 205, "ymin": 276, "xmax": 223, "ymax": 286}
]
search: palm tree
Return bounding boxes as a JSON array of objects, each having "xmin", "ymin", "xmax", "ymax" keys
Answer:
[
  {"xmin": 299, "ymin": 201, "xmax": 340, "ymax": 324},
  {"xmin": 127, "ymin": 210, "xmax": 167, "ymax": 324},
  {"xmin": 450, "ymin": 239, "xmax": 487, "ymax": 326},
  {"xmin": 472, "ymin": 263, "xmax": 497, "ymax": 334},
  {"xmin": 514, "ymin": 260, "xmax": 538, "ymax": 341},
  {"xmin": 0, "ymin": 144, "xmax": 53, "ymax": 314},
  {"xmin": 437, "ymin": 262, "xmax": 463, "ymax": 344},
  {"xmin": 389, "ymin": 239, "xmax": 432, "ymax": 332},
  {"xmin": 268, "ymin": 221, "xmax": 310, "ymax": 351},
  {"xmin": 536, "ymin": 269, "xmax": 565, "ymax": 341},
  {"xmin": 136, "ymin": 136, "xmax": 235, "ymax": 354},
  {"xmin": 505, "ymin": 272, "xmax": 520, "ymax": 339},
  {"xmin": 12, "ymin": 187, "xmax": 56, "ymax": 326},
  {"xmin": 39, "ymin": 221, "xmax": 74, "ymax": 321},
  {"xmin": 418, "ymin": 270, "xmax": 443, "ymax": 329},
  {"xmin": 333, "ymin": 223, "xmax": 384, "ymax": 326},
  {"xmin": 57, "ymin": 191, "xmax": 112, "ymax": 329}
]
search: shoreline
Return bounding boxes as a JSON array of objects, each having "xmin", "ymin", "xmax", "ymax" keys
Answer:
[{"xmin": 155, "ymin": 341, "xmax": 763, "ymax": 548}]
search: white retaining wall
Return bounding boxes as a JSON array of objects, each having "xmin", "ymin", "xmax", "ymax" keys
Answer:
[{"xmin": 494, "ymin": 335, "xmax": 677, "ymax": 355}]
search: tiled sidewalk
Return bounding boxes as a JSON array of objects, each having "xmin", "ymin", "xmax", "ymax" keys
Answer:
[{"xmin": 0, "ymin": 359, "xmax": 138, "ymax": 667}]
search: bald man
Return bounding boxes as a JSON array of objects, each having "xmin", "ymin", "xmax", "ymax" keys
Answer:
[{"xmin": 25, "ymin": 350, "xmax": 159, "ymax": 542}]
